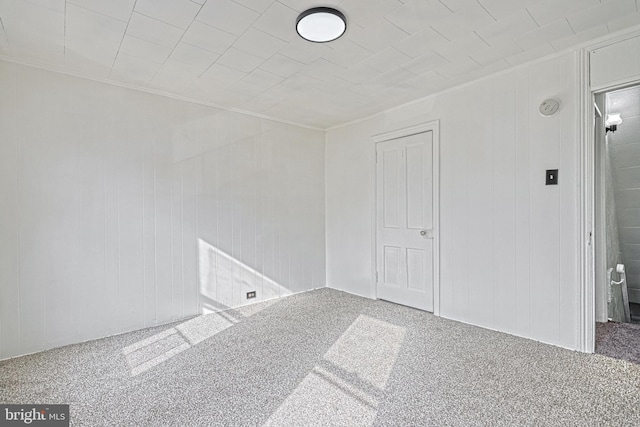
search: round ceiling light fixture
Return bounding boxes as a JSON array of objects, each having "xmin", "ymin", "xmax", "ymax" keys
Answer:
[{"xmin": 296, "ymin": 7, "xmax": 346, "ymax": 43}]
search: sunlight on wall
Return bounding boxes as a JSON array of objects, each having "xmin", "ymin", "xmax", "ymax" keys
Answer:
[
  {"xmin": 198, "ymin": 238, "xmax": 292, "ymax": 313},
  {"xmin": 122, "ymin": 298, "xmax": 278, "ymax": 377},
  {"xmin": 263, "ymin": 315, "xmax": 406, "ymax": 427}
]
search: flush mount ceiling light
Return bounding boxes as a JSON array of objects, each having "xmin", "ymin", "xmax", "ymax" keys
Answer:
[{"xmin": 296, "ymin": 7, "xmax": 346, "ymax": 43}]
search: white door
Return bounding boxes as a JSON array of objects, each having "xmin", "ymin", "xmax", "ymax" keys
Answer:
[{"xmin": 376, "ymin": 131, "xmax": 434, "ymax": 311}]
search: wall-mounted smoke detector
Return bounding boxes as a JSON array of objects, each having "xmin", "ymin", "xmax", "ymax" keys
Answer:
[
  {"xmin": 539, "ymin": 98, "xmax": 560, "ymax": 117},
  {"xmin": 296, "ymin": 7, "xmax": 347, "ymax": 43}
]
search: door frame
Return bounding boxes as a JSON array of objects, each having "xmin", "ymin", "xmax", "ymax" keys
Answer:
[
  {"xmin": 580, "ymin": 32, "xmax": 640, "ymax": 352},
  {"xmin": 371, "ymin": 120, "xmax": 441, "ymax": 315}
]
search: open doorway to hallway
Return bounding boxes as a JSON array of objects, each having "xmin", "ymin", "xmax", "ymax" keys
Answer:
[{"xmin": 595, "ymin": 84, "xmax": 640, "ymax": 363}]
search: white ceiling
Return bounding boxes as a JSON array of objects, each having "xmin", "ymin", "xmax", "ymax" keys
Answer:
[{"xmin": 1, "ymin": 0, "xmax": 639, "ymax": 129}]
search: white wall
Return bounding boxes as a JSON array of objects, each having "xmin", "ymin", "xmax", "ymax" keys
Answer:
[
  {"xmin": 326, "ymin": 53, "xmax": 580, "ymax": 350},
  {"xmin": 0, "ymin": 61, "xmax": 325, "ymax": 360}
]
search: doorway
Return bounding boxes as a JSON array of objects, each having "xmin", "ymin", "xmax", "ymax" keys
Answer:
[
  {"xmin": 373, "ymin": 123, "xmax": 439, "ymax": 312},
  {"xmin": 594, "ymin": 83, "xmax": 640, "ymax": 363}
]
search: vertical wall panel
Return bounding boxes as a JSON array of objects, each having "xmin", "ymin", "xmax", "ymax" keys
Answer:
[
  {"xmin": 466, "ymin": 83, "xmax": 495, "ymax": 329},
  {"xmin": 142, "ymin": 127, "xmax": 157, "ymax": 328},
  {"xmin": 0, "ymin": 61, "xmax": 325, "ymax": 360},
  {"xmin": 0, "ymin": 63, "xmax": 20, "ymax": 359},
  {"xmin": 493, "ymin": 73, "xmax": 517, "ymax": 334},
  {"xmin": 514, "ymin": 72, "xmax": 532, "ymax": 337}
]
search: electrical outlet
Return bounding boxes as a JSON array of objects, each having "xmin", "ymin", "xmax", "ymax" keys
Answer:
[{"xmin": 246, "ymin": 291, "xmax": 256, "ymax": 299}]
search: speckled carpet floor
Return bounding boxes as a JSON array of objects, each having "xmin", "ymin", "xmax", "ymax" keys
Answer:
[
  {"xmin": 596, "ymin": 321, "xmax": 640, "ymax": 364},
  {"xmin": 2, "ymin": 288, "xmax": 640, "ymax": 426}
]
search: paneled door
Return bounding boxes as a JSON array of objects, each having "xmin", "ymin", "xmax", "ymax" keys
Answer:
[{"xmin": 376, "ymin": 131, "xmax": 434, "ymax": 312}]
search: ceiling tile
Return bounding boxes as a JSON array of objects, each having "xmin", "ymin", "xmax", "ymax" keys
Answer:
[
  {"xmin": 253, "ymin": 1, "xmax": 299, "ymax": 42},
  {"xmin": 504, "ymin": 43, "xmax": 555, "ymax": 66},
  {"xmin": 279, "ymin": 0, "xmax": 342, "ymax": 13},
  {"xmin": 279, "ymin": 39, "xmax": 332, "ymax": 64},
  {"xmin": 240, "ymin": 68, "xmax": 284, "ymax": 91},
  {"xmin": 67, "ymin": 0, "xmax": 135, "ymax": 22},
  {"xmin": 233, "ymin": 0, "xmax": 275, "ymax": 13},
  {"xmin": 64, "ymin": 49, "xmax": 113, "ymax": 77},
  {"xmin": 0, "ymin": 20, "xmax": 10, "ymax": 54},
  {"xmin": 400, "ymin": 51, "xmax": 449, "ymax": 75},
  {"xmin": 299, "ymin": 58, "xmax": 345, "ymax": 81},
  {"xmin": 339, "ymin": 0, "xmax": 403, "ymax": 24},
  {"xmin": 232, "ymin": 28, "xmax": 287, "ymax": 60},
  {"xmin": 435, "ymin": 56, "xmax": 480, "ymax": 78},
  {"xmin": 279, "ymin": 72, "xmax": 323, "ymax": 91},
  {"xmin": 433, "ymin": 33, "xmax": 489, "ymax": 62},
  {"xmin": 111, "ymin": 52, "xmax": 161, "ymax": 84},
  {"xmin": 514, "ymin": 19, "xmax": 574, "ymax": 51},
  {"xmin": 335, "ymin": 62, "xmax": 382, "ymax": 84},
  {"xmin": 362, "ymin": 47, "xmax": 412, "ymax": 73},
  {"xmin": 568, "ymin": 0, "xmax": 636, "ymax": 34},
  {"xmin": 470, "ymin": 40, "xmax": 523, "ymax": 65},
  {"xmin": 151, "ymin": 61, "xmax": 201, "ymax": 93},
  {"xmin": 379, "ymin": 67, "xmax": 417, "ymax": 85},
  {"xmin": 134, "ymin": 0, "xmax": 200, "ymax": 29},
  {"xmin": 385, "ymin": 0, "xmax": 453, "ymax": 34},
  {"xmin": 258, "ymin": 54, "xmax": 306, "ymax": 78},
  {"xmin": 182, "ymin": 21, "xmax": 237, "ymax": 55},
  {"xmin": 551, "ymin": 24, "xmax": 609, "ymax": 52},
  {"xmin": 527, "ymin": 0, "xmax": 599, "ymax": 26},
  {"xmin": 392, "ymin": 28, "xmax": 449, "ymax": 58},
  {"xmin": 66, "ymin": 3, "xmax": 127, "ymax": 44},
  {"xmin": 321, "ymin": 39, "xmax": 373, "ymax": 68},
  {"xmin": 405, "ymin": 70, "xmax": 447, "ymax": 91},
  {"xmin": 120, "ymin": 35, "xmax": 173, "ymax": 65},
  {"xmin": 477, "ymin": 0, "xmax": 541, "ymax": 21},
  {"xmin": 606, "ymin": 10, "xmax": 640, "ymax": 33},
  {"xmin": 197, "ymin": 0, "xmax": 259, "ymax": 36},
  {"xmin": 199, "ymin": 63, "xmax": 247, "ymax": 86},
  {"xmin": 21, "ymin": 0, "xmax": 65, "ymax": 13},
  {"xmin": 0, "ymin": 0, "xmax": 65, "ymax": 60},
  {"xmin": 169, "ymin": 42, "xmax": 220, "ymax": 72},
  {"xmin": 348, "ymin": 17, "xmax": 409, "ymax": 52},
  {"xmin": 430, "ymin": 2, "xmax": 496, "ymax": 40},
  {"xmin": 216, "ymin": 47, "xmax": 264, "ymax": 73},
  {"xmin": 126, "ymin": 12, "xmax": 184, "ymax": 49},
  {"xmin": 476, "ymin": 10, "xmax": 539, "ymax": 46},
  {"xmin": 241, "ymin": 90, "xmax": 285, "ymax": 112}
]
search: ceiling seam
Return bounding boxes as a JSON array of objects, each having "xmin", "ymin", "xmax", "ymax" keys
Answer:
[{"xmin": 110, "ymin": 0, "xmax": 139, "ymax": 78}]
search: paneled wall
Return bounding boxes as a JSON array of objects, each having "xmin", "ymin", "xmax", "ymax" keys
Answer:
[
  {"xmin": 326, "ymin": 53, "xmax": 580, "ymax": 350},
  {"xmin": 0, "ymin": 61, "xmax": 325, "ymax": 360}
]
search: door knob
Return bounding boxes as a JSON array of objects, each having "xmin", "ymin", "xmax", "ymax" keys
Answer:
[{"xmin": 420, "ymin": 229, "xmax": 434, "ymax": 238}]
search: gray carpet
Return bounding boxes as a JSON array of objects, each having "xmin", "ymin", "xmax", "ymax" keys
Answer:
[
  {"xmin": 2, "ymin": 288, "xmax": 640, "ymax": 426},
  {"xmin": 596, "ymin": 321, "xmax": 640, "ymax": 364}
]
